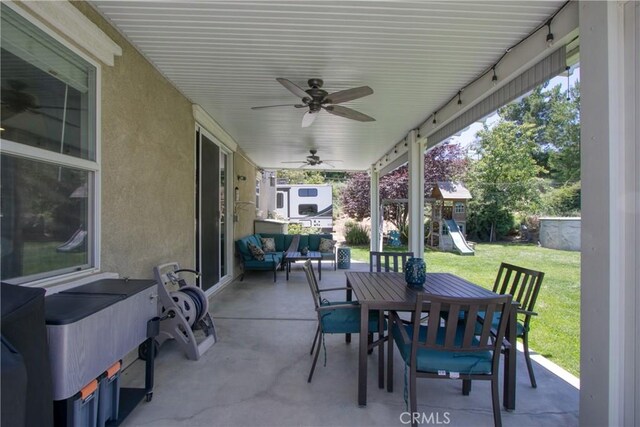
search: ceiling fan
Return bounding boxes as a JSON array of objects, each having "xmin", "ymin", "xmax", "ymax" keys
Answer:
[
  {"xmin": 252, "ymin": 78, "xmax": 375, "ymax": 127},
  {"xmin": 1, "ymin": 80, "xmax": 81, "ymax": 123},
  {"xmin": 281, "ymin": 149, "xmax": 343, "ymax": 168}
]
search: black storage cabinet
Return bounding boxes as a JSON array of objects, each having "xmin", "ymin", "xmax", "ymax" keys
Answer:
[{"xmin": 1, "ymin": 283, "xmax": 54, "ymax": 427}]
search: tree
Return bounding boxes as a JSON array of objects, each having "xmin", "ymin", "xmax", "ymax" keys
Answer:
[
  {"xmin": 498, "ymin": 82, "xmax": 580, "ymax": 183},
  {"xmin": 340, "ymin": 142, "xmax": 468, "ymax": 235},
  {"xmin": 466, "ymin": 121, "xmax": 542, "ymax": 241},
  {"xmin": 276, "ymin": 169, "xmax": 325, "ymax": 184}
]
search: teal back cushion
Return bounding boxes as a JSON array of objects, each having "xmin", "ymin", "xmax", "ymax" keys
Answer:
[
  {"xmin": 284, "ymin": 235, "xmax": 295, "ymax": 251},
  {"xmin": 248, "ymin": 234, "xmax": 262, "ymax": 249},
  {"xmin": 308, "ymin": 235, "xmax": 321, "ymax": 251},
  {"xmin": 236, "ymin": 235, "xmax": 256, "ymax": 261},
  {"xmin": 309, "ymin": 234, "xmax": 333, "ymax": 251},
  {"xmin": 298, "ymin": 235, "xmax": 309, "ymax": 251}
]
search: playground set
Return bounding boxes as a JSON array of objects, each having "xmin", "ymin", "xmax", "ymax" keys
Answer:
[{"xmin": 427, "ymin": 182, "xmax": 475, "ymax": 255}]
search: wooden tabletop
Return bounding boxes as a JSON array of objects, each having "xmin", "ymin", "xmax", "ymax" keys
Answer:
[{"xmin": 345, "ymin": 271, "xmax": 495, "ymax": 310}]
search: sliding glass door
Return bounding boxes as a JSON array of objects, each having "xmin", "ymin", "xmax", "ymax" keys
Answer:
[{"xmin": 196, "ymin": 128, "xmax": 230, "ymax": 291}]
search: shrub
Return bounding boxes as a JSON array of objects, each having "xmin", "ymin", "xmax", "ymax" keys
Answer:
[
  {"xmin": 287, "ymin": 222, "xmax": 321, "ymax": 235},
  {"xmin": 345, "ymin": 222, "xmax": 370, "ymax": 245},
  {"xmin": 466, "ymin": 204, "xmax": 515, "ymax": 242},
  {"xmin": 541, "ymin": 182, "xmax": 581, "ymax": 216}
]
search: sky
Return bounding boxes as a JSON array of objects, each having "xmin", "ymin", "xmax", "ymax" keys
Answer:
[{"xmin": 447, "ymin": 67, "xmax": 581, "ymax": 148}]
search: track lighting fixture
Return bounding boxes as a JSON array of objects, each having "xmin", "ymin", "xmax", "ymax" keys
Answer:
[
  {"xmin": 546, "ymin": 20, "xmax": 554, "ymax": 47},
  {"xmin": 457, "ymin": 91, "xmax": 462, "ymax": 107},
  {"xmin": 491, "ymin": 66, "xmax": 498, "ymax": 86},
  {"xmin": 432, "ymin": 112, "xmax": 437, "ymax": 127}
]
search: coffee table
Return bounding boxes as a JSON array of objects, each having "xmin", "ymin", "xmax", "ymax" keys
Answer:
[{"xmin": 284, "ymin": 251, "xmax": 322, "ymax": 280}]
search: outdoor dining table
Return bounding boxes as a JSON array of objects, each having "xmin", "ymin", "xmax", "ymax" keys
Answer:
[{"xmin": 344, "ymin": 271, "xmax": 518, "ymax": 410}]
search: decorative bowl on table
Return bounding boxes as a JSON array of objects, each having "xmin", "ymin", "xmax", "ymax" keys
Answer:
[
  {"xmin": 405, "ymin": 257, "xmax": 426, "ymax": 288},
  {"xmin": 300, "ymin": 246, "xmax": 309, "ymax": 255}
]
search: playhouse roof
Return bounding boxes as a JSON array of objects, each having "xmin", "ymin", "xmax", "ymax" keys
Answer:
[{"xmin": 432, "ymin": 182, "xmax": 472, "ymax": 200}]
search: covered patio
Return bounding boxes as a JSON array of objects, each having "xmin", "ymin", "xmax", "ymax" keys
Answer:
[
  {"xmin": 1, "ymin": 1, "xmax": 637, "ymax": 426},
  {"xmin": 119, "ymin": 262, "xmax": 578, "ymax": 426}
]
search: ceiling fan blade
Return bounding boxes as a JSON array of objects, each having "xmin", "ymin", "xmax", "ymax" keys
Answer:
[
  {"xmin": 37, "ymin": 105, "xmax": 83, "ymax": 110},
  {"xmin": 301, "ymin": 111, "xmax": 318, "ymax": 128},
  {"xmin": 276, "ymin": 78, "xmax": 309, "ymax": 99},
  {"xmin": 251, "ymin": 104, "xmax": 304, "ymax": 110},
  {"xmin": 323, "ymin": 105, "xmax": 375, "ymax": 122},
  {"xmin": 281, "ymin": 161, "xmax": 306, "ymax": 164},
  {"xmin": 325, "ymin": 86, "xmax": 373, "ymax": 104}
]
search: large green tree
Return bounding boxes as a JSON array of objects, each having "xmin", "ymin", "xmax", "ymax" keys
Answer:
[
  {"xmin": 466, "ymin": 122, "xmax": 542, "ymax": 241},
  {"xmin": 498, "ymin": 82, "xmax": 580, "ymax": 183}
]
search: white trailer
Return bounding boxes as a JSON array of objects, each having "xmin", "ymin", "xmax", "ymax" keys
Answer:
[{"xmin": 274, "ymin": 184, "xmax": 333, "ymax": 231}]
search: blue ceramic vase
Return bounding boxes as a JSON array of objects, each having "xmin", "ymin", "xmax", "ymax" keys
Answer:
[{"xmin": 405, "ymin": 257, "xmax": 426, "ymax": 287}]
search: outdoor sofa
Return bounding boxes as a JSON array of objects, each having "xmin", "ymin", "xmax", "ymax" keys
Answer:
[{"xmin": 235, "ymin": 233, "xmax": 336, "ymax": 281}]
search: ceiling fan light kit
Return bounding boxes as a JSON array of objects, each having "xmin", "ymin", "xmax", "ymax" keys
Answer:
[{"xmin": 252, "ymin": 78, "xmax": 375, "ymax": 127}]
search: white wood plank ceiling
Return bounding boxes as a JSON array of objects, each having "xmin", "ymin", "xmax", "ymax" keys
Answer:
[{"xmin": 90, "ymin": 1, "xmax": 565, "ymax": 171}]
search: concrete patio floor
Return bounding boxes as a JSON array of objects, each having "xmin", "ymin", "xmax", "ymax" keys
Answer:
[{"xmin": 120, "ymin": 261, "xmax": 579, "ymax": 427}]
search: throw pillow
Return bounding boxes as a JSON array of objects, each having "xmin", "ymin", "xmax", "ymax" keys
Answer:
[
  {"xmin": 247, "ymin": 242, "xmax": 265, "ymax": 261},
  {"xmin": 318, "ymin": 238, "xmax": 336, "ymax": 253},
  {"xmin": 260, "ymin": 237, "xmax": 276, "ymax": 253}
]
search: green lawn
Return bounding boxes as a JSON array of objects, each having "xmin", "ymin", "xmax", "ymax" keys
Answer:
[
  {"xmin": 22, "ymin": 241, "xmax": 87, "ymax": 276},
  {"xmin": 349, "ymin": 243, "xmax": 581, "ymax": 377}
]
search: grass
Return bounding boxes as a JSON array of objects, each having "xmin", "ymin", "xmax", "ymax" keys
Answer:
[
  {"xmin": 22, "ymin": 241, "xmax": 87, "ymax": 276},
  {"xmin": 349, "ymin": 242, "xmax": 581, "ymax": 377}
]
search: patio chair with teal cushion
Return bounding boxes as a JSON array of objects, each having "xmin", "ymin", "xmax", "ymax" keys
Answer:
[
  {"xmin": 387, "ymin": 293, "xmax": 513, "ymax": 427},
  {"xmin": 369, "ymin": 251, "xmax": 414, "ymax": 273},
  {"xmin": 489, "ymin": 262, "xmax": 545, "ymax": 388},
  {"xmin": 370, "ymin": 251, "xmax": 415, "ymax": 323},
  {"xmin": 302, "ymin": 260, "xmax": 385, "ymax": 383}
]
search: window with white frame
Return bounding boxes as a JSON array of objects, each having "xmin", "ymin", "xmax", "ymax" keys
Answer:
[
  {"xmin": 454, "ymin": 202, "xmax": 465, "ymax": 214},
  {"xmin": 1, "ymin": 4, "xmax": 98, "ymax": 283}
]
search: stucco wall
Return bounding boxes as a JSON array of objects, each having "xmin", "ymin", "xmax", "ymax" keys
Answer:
[
  {"xmin": 539, "ymin": 217, "xmax": 581, "ymax": 251},
  {"xmin": 73, "ymin": 3, "xmax": 196, "ymax": 278}
]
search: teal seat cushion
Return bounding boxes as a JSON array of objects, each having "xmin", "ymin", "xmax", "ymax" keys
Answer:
[
  {"xmin": 392, "ymin": 323, "xmax": 493, "ymax": 375},
  {"xmin": 320, "ymin": 302, "xmax": 383, "ymax": 334},
  {"xmin": 475, "ymin": 312, "xmax": 525, "ymax": 337},
  {"xmin": 243, "ymin": 253, "xmax": 282, "ymax": 270},
  {"xmin": 320, "ymin": 252, "xmax": 334, "ymax": 260}
]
